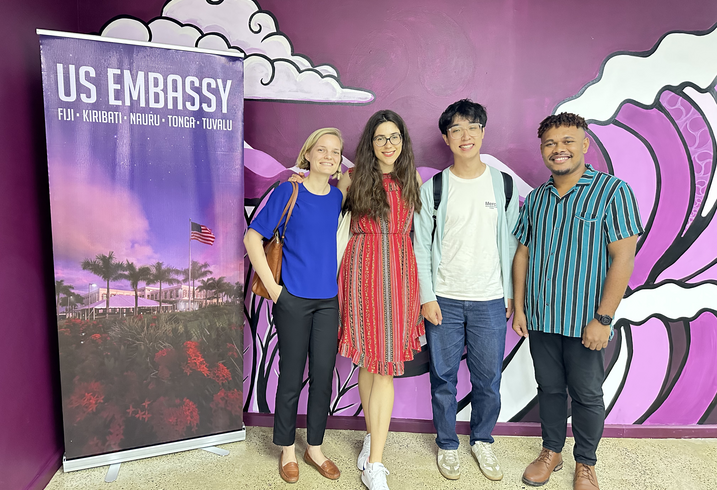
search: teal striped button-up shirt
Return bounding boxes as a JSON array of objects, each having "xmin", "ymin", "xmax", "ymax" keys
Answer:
[{"xmin": 512, "ymin": 165, "xmax": 643, "ymax": 337}]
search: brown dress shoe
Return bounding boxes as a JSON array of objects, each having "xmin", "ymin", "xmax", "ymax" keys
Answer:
[
  {"xmin": 522, "ymin": 447, "xmax": 563, "ymax": 486},
  {"xmin": 304, "ymin": 450, "xmax": 341, "ymax": 480},
  {"xmin": 279, "ymin": 452, "xmax": 299, "ymax": 483},
  {"xmin": 574, "ymin": 462, "xmax": 599, "ymax": 490}
]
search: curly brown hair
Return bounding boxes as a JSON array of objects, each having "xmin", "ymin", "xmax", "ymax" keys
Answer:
[
  {"xmin": 537, "ymin": 112, "xmax": 588, "ymax": 138},
  {"xmin": 346, "ymin": 110, "xmax": 422, "ymax": 220}
]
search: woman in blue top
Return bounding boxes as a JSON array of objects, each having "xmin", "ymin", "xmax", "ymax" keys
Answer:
[{"xmin": 244, "ymin": 128, "xmax": 344, "ymax": 483}]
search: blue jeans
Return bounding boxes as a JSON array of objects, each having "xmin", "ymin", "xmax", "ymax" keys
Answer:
[{"xmin": 425, "ymin": 296, "xmax": 506, "ymax": 449}]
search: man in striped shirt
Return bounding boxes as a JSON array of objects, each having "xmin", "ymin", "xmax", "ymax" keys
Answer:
[{"xmin": 512, "ymin": 113, "xmax": 643, "ymax": 490}]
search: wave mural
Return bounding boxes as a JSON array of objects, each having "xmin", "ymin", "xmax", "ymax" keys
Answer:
[
  {"xmin": 101, "ymin": 0, "xmax": 717, "ymax": 426},
  {"xmin": 532, "ymin": 25, "xmax": 717, "ymax": 425},
  {"xmin": 240, "ymin": 22, "xmax": 717, "ymax": 426}
]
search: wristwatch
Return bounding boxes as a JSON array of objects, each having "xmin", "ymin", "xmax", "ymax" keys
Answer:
[{"xmin": 595, "ymin": 313, "xmax": 613, "ymax": 325}]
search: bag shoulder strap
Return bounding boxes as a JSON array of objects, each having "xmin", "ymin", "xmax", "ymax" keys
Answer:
[
  {"xmin": 501, "ymin": 171, "xmax": 513, "ymax": 211},
  {"xmin": 274, "ymin": 182, "xmax": 299, "ymax": 239},
  {"xmin": 431, "ymin": 172, "xmax": 442, "ymax": 246}
]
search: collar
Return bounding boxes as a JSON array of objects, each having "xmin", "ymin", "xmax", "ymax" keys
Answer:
[{"xmin": 547, "ymin": 164, "xmax": 596, "ymax": 188}]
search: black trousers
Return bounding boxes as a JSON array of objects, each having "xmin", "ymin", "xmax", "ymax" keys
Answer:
[
  {"xmin": 529, "ymin": 331, "xmax": 605, "ymax": 466},
  {"xmin": 272, "ymin": 289, "xmax": 339, "ymax": 447}
]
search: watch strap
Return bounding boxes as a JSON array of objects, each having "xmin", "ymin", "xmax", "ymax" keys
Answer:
[{"xmin": 595, "ymin": 313, "xmax": 613, "ymax": 325}]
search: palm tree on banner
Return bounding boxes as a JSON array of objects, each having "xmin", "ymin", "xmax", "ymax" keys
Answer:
[
  {"xmin": 213, "ymin": 276, "xmax": 232, "ymax": 304},
  {"xmin": 231, "ymin": 281, "xmax": 242, "ymax": 304},
  {"xmin": 182, "ymin": 260, "xmax": 212, "ymax": 303},
  {"xmin": 197, "ymin": 277, "xmax": 217, "ymax": 307},
  {"xmin": 118, "ymin": 260, "xmax": 152, "ymax": 316},
  {"xmin": 66, "ymin": 292, "xmax": 85, "ymax": 317},
  {"xmin": 81, "ymin": 251, "xmax": 126, "ymax": 318},
  {"xmin": 54, "ymin": 280, "xmax": 74, "ymax": 312},
  {"xmin": 147, "ymin": 262, "xmax": 181, "ymax": 313}
]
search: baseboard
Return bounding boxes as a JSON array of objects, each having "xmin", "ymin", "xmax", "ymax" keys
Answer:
[
  {"xmin": 25, "ymin": 448, "xmax": 63, "ymax": 490},
  {"xmin": 242, "ymin": 413, "xmax": 717, "ymax": 439}
]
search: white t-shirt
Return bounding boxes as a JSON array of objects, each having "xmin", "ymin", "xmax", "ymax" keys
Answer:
[{"xmin": 434, "ymin": 169, "xmax": 503, "ymax": 301}]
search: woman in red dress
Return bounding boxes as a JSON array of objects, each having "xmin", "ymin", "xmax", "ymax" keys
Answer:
[{"xmin": 337, "ymin": 110, "xmax": 424, "ymax": 490}]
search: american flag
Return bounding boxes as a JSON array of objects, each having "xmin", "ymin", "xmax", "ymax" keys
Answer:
[{"xmin": 191, "ymin": 222, "xmax": 215, "ymax": 245}]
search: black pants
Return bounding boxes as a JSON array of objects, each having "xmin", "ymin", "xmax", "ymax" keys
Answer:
[
  {"xmin": 529, "ymin": 331, "xmax": 605, "ymax": 466},
  {"xmin": 272, "ymin": 289, "xmax": 339, "ymax": 446}
]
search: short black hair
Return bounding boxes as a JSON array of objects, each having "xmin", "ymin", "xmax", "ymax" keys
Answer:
[
  {"xmin": 538, "ymin": 113, "xmax": 588, "ymax": 138},
  {"xmin": 438, "ymin": 99, "xmax": 487, "ymax": 135}
]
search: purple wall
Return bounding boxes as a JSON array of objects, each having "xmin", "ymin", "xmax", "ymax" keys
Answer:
[
  {"xmin": 0, "ymin": 2, "xmax": 156, "ymax": 488},
  {"xmin": 251, "ymin": 0, "xmax": 717, "ymax": 186},
  {"xmin": 1, "ymin": 3, "xmax": 71, "ymax": 488}
]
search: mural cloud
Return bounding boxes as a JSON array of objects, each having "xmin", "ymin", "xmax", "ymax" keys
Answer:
[
  {"xmin": 101, "ymin": 0, "xmax": 374, "ymax": 103},
  {"xmin": 557, "ymin": 25, "xmax": 717, "ymax": 122}
]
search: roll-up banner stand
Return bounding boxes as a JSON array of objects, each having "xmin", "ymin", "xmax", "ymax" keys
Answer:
[{"xmin": 38, "ymin": 30, "xmax": 245, "ymax": 472}]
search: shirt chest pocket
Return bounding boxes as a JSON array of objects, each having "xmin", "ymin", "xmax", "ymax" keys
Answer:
[{"xmin": 572, "ymin": 214, "xmax": 602, "ymax": 243}]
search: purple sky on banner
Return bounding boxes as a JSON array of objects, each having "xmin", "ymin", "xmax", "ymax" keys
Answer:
[{"xmin": 42, "ymin": 34, "xmax": 244, "ymax": 290}]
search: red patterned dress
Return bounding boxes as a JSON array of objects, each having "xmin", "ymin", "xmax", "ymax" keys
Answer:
[{"xmin": 338, "ymin": 174, "xmax": 424, "ymax": 376}]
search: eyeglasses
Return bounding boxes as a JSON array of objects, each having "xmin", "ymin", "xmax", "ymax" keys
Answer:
[
  {"xmin": 447, "ymin": 123, "xmax": 483, "ymax": 139},
  {"xmin": 373, "ymin": 133, "xmax": 402, "ymax": 147}
]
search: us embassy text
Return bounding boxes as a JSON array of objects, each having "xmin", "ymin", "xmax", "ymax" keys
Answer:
[{"xmin": 52, "ymin": 64, "xmax": 235, "ymax": 131}]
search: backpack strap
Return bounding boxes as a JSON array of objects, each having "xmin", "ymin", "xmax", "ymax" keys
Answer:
[
  {"xmin": 431, "ymin": 170, "xmax": 512, "ymax": 244},
  {"xmin": 501, "ymin": 171, "xmax": 513, "ymax": 211},
  {"xmin": 431, "ymin": 172, "xmax": 442, "ymax": 246}
]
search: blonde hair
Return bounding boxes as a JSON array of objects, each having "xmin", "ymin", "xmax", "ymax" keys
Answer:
[{"xmin": 296, "ymin": 127, "xmax": 344, "ymax": 179}]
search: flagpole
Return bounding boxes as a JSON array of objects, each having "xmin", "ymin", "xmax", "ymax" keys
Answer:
[{"xmin": 188, "ymin": 218, "xmax": 192, "ymax": 311}]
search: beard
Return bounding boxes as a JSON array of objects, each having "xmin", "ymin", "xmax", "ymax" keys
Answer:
[{"xmin": 547, "ymin": 155, "xmax": 583, "ymax": 176}]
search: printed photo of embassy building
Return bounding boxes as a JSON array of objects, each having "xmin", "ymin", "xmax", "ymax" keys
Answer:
[{"xmin": 59, "ymin": 284, "xmax": 212, "ymax": 320}]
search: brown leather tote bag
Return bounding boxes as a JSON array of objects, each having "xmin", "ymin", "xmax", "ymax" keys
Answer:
[{"xmin": 251, "ymin": 182, "xmax": 299, "ymax": 299}]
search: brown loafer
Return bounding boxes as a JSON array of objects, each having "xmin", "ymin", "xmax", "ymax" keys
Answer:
[
  {"xmin": 279, "ymin": 452, "xmax": 299, "ymax": 483},
  {"xmin": 522, "ymin": 447, "xmax": 563, "ymax": 486},
  {"xmin": 574, "ymin": 462, "xmax": 599, "ymax": 490},
  {"xmin": 304, "ymin": 450, "xmax": 341, "ymax": 480}
]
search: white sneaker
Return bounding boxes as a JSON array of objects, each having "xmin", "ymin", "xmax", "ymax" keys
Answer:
[
  {"xmin": 357, "ymin": 433, "xmax": 371, "ymax": 470},
  {"xmin": 436, "ymin": 448, "xmax": 460, "ymax": 480},
  {"xmin": 361, "ymin": 462, "xmax": 390, "ymax": 490},
  {"xmin": 471, "ymin": 441, "xmax": 503, "ymax": 481}
]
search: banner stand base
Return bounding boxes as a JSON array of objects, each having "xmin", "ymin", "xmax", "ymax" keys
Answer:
[
  {"xmin": 63, "ymin": 426, "xmax": 246, "ymax": 473},
  {"xmin": 104, "ymin": 464, "xmax": 120, "ymax": 483},
  {"xmin": 202, "ymin": 446, "xmax": 230, "ymax": 456}
]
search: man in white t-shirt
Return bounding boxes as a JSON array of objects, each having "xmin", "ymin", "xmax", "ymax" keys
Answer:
[{"xmin": 414, "ymin": 99, "xmax": 519, "ymax": 482}]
